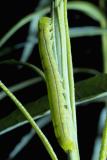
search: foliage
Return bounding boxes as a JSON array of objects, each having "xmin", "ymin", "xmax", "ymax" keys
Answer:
[{"xmin": 0, "ymin": 0, "xmax": 107, "ymax": 160}]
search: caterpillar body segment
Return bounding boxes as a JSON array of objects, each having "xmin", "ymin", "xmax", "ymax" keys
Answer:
[{"xmin": 38, "ymin": 17, "xmax": 74, "ymax": 152}]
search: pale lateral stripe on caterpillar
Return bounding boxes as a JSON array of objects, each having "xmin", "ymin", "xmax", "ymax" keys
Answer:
[
  {"xmin": 54, "ymin": 0, "xmax": 62, "ymax": 7},
  {"xmin": 38, "ymin": 17, "xmax": 74, "ymax": 152}
]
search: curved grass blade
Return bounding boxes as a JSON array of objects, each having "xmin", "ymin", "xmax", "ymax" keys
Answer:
[
  {"xmin": 0, "ymin": 59, "xmax": 45, "ymax": 80},
  {"xmin": 0, "ymin": 7, "xmax": 50, "ymax": 48},
  {"xmin": 74, "ymin": 68, "xmax": 100, "ymax": 75},
  {"xmin": 0, "ymin": 81, "xmax": 58, "ymax": 160}
]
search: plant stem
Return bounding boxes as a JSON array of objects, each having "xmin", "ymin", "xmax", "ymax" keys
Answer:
[
  {"xmin": 67, "ymin": 150, "xmax": 80, "ymax": 160},
  {"xmin": 64, "ymin": 0, "xmax": 80, "ymax": 159},
  {"xmin": 68, "ymin": 151, "xmax": 73, "ymax": 160},
  {"xmin": 68, "ymin": 2, "xmax": 107, "ymax": 160},
  {"xmin": 99, "ymin": 115, "xmax": 107, "ymax": 160},
  {"xmin": 0, "ymin": 81, "xmax": 58, "ymax": 160}
]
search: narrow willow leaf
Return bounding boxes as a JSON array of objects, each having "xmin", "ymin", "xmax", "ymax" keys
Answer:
[
  {"xmin": 0, "ymin": 7, "xmax": 50, "ymax": 48},
  {"xmin": 20, "ymin": 0, "xmax": 50, "ymax": 63},
  {"xmin": 70, "ymin": 27, "xmax": 107, "ymax": 38},
  {"xmin": 74, "ymin": 68, "xmax": 100, "ymax": 75},
  {"xmin": 1, "ymin": 26, "xmax": 107, "ymax": 58},
  {"xmin": 0, "ymin": 59, "xmax": 45, "ymax": 80},
  {"xmin": 8, "ymin": 115, "xmax": 51, "ymax": 160},
  {"xmin": 1, "ymin": 74, "xmax": 107, "ymax": 135},
  {"xmin": 0, "ymin": 96, "xmax": 49, "ymax": 135},
  {"xmin": 0, "ymin": 1, "xmax": 105, "ymax": 48},
  {"xmin": 0, "ymin": 77, "xmax": 42, "ymax": 100},
  {"xmin": 75, "ymin": 73, "xmax": 107, "ymax": 105}
]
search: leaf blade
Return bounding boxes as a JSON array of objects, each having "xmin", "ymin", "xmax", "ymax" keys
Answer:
[{"xmin": 1, "ymin": 73, "xmax": 107, "ymax": 135}]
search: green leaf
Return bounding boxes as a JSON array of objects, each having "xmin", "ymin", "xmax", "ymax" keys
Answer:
[
  {"xmin": 75, "ymin": 73, "xmax": 107, "ymax": 105},
  {"xmin": 0, "ymin": 96, "xmax": 49, "ymax": 135},
  {"xmin": 1, "ymin": 73, "xmax": 107, "ymax": 135}
]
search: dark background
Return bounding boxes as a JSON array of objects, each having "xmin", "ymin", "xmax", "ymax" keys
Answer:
[{"xmin": 0, "ymin": 0, "xmax": 105, "ymax": 159}]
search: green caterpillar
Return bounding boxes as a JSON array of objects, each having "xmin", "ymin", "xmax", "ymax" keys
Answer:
[
  {"xmin": 38, "ymin": 17, "xmax": 74, "ymax": 152},
  {"xmin": 54, "ymin": 0, "xmax": 62, "ymax": 7}
]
